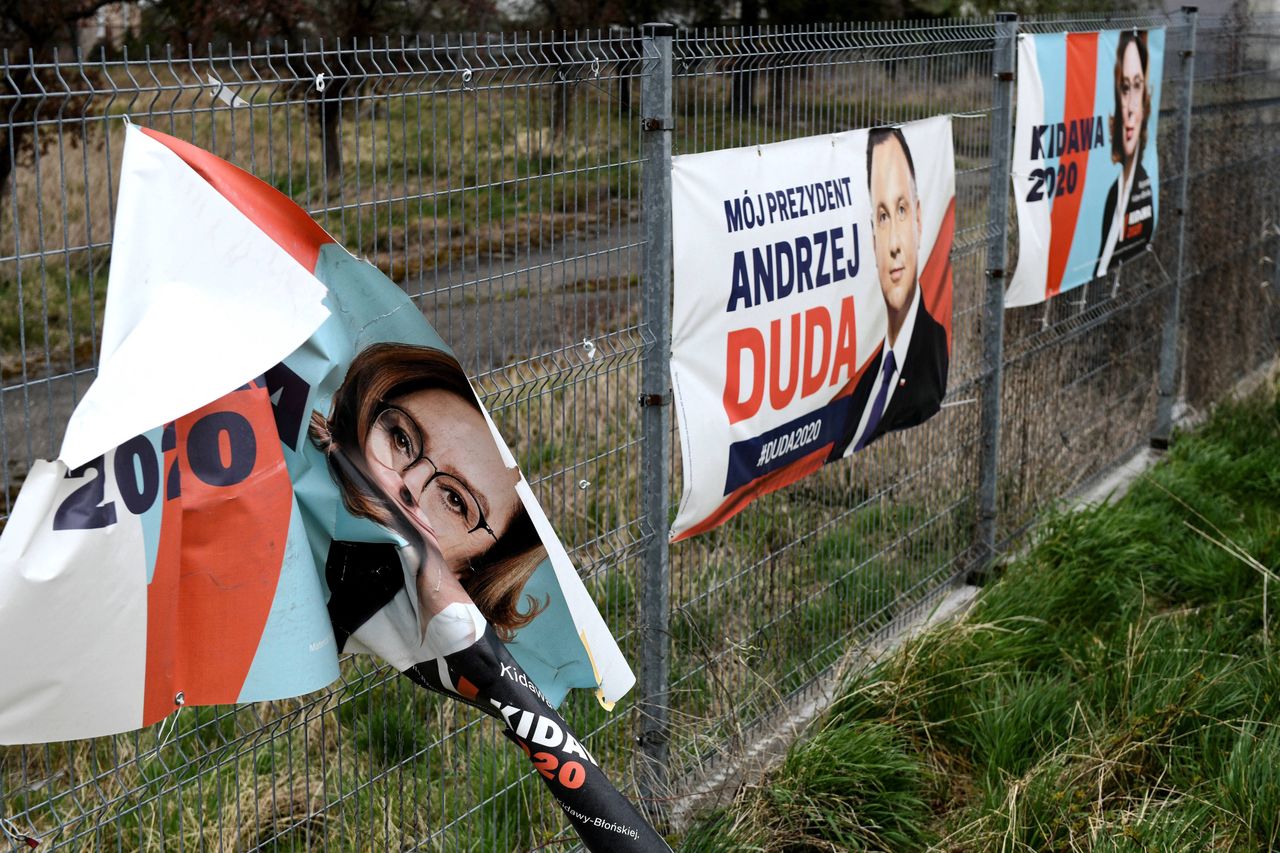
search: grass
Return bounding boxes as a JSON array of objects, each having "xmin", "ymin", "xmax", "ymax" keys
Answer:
[
  {"xmin": 1, "ymin": 660, "xmax": 595, "ymax": 851},
  {"xmin": 678, "ymin": 377, "xmax": 1280, "ymax": 851},
  {"xmin": 0, "ymin": 261, "xmax": 108, "ymax": 381}
]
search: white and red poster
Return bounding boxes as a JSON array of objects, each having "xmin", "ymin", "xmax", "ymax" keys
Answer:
[
  {"xmin": 1007, "ymin": 28, "xmax": 1165, "ymax": 307},
  {"xmin": 669, "ymin": 116, "xmax": 955, "ymax": 540},
  {"xmin": 0, "ymin": 124, "xmax": 669, "ymax": 851}
]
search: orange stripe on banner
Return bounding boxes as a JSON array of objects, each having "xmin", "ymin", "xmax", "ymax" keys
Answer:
[
  {"xmin": 673, "ymin": 445, "xmax": 832, "ymax": 542},
  {"xmin": 1045, "ymin": 31, "xmax": 1098, "ymax": 300},
  {"xmin": 139, "ymin": 127, "xmax": 333, "ymax": 273},
  {"xmin": 674, "ymin": 347, "xmax": 881, "ymax": 542},
  {"xmin": 919, "ymin": 196, "xmax": 956, "ymax": 353},
  {"xmin": 143, "ymin": 385, "xmax": 294, "ymax": 725},
  {"xmin": 456, "ymin": 677, "xmax": 480, "ymax": 701}
]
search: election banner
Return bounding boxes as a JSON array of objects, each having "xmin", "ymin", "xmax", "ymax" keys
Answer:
[
  {"xmin": 669, "ymin": 116, "xmax": 955, "ymax": 540},
  {"xmin": 0, "ymin": 123, "xmax": 668, "ymax": 851},
  {"xmin": 1007, "ymin": 28, "xmax": 1165, "ymax": 307}
]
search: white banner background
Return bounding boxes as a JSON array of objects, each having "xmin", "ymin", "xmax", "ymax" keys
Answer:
[{"xmin": 670, "ymin": 116, "xmax": 955, "ymax": 539}]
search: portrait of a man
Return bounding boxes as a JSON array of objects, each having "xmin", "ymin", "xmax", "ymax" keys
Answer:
[{"xmin": 829, "ymin": 126, "xmax": 949, "ymax": 460}]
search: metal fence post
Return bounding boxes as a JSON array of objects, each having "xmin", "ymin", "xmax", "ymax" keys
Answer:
[
  {"xmin": 1153, "ymin": 6, "xmax": 1199, "ymax": 449},
  {"xmin": 637, "ymin": 20, "xmax": 674, "ymax": 818},
  {"xmin": 975, "ymin": 12, "xmax": 1018, "ymax": 573}
]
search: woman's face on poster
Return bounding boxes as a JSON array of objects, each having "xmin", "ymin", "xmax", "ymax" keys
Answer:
[
  {"xmin": 362, "ymin": 388, "xmax": 521, "ymax": 577},
  {"xmin": 1119, "ymin": 40, "xmax": 1146, "ymax": 163}
]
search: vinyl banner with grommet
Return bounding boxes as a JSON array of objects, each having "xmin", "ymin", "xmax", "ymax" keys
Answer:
[
  {"xmin": 1006, "ymin": 28, "xmax": 1166, "ymax": 307},
  {"xmin": 0, "ymin": 124, "xmax": 670, "ymax": 852},
  {"xmin": 668, "ymin": 116, "xmax": 956, "ymax": 540}
]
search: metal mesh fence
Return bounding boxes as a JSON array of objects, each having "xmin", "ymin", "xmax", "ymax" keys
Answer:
[
  {"xmin": 994, "ymin": 12, "xmax": 1197, "ymax": 541},
  {"xmin": 1181, "ymin": 11, "xmax": 1280, "ymax": 405},
  {"xmin": 1, "ymin": 10, "xmax": 1277, "ymax": 850},
  {"xmin": 663, "ymin": 18, "xmax": 998, "ymax": 790}
]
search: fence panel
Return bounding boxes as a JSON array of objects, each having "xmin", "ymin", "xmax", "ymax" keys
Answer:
[
  {"xmin": 0, "ymin": 11, "xmax": 1277, "ymax": 850},
  {"xmin": 993, "ymin": 11, "xmax": 1194, "ymax": 543},
  {"xmin": 664, "ymin": 18, "xmax": 996, "ymax": 789},
  {"xmin": 1181, "ymin": 12, "xmax": 1280, "ymax": 405}
]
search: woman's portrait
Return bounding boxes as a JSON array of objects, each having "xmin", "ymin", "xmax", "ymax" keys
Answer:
[
  {"xmin": 1096, "ymin": 29, "xmax": 1156, "ymax": 277},
  {"xmin": 309, "ymin": 342, "xmax": 546, "ymax": 659},
  {"xmin": 306, "ymin": 342, "xmax": 671, "ymax": 851}
]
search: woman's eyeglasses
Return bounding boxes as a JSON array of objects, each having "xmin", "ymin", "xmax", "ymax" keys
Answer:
[{"xmin": 368, "ymin": 405, "xmax": 497, "ymax": 544}]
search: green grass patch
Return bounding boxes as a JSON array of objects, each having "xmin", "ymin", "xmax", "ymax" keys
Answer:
[
  {"xmin": 0, "ymin": 263, "xmax": 107, "ymax": 379},
  {"xmin": 680, "ymin": 379, "xmax": 1280, "ymax": 851}
]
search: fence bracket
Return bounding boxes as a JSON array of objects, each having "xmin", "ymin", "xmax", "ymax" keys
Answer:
[
  {"xmin": 636, "ymin": 729, "xmax": 670, "ymax": 747},
  {"xmin": 639, "ymin": 392, "xmax": 670, "ymax": 408},
  {"xmin": 641, "ymin": 116, "xmax": 672, "ymax": 132}
]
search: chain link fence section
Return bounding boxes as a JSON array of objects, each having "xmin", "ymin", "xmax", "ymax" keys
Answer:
[{"xmin": 0, "ymin": 11, "xmax": 1277, "ymax": 850}]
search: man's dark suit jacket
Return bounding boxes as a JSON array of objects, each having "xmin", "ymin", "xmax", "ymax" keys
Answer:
[
  {"xmin": 1096, "ymin": 161, "xmax": 1154, "ymax": 277},
  {"xmin": 826, "ymin": 297, "xmax": 949, "ymax": 461}
]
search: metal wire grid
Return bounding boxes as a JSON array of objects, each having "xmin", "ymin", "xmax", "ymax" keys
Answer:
[
  {"xmin": 995, "ymin": 11, "xmax": 1280, "ymax": 544},
  {"xmin": 1179, "ymin": 17, "xmax": 1280, "ymax": 407},
  {"xmin": 0, "ymin": 13, "xmax": 1277, "ymax": 851},
  {"xmin": 0, "ymin": 29, "xmax": 653, "ymax": 851},
  {"xmin": 664, "ymin": 19, "xmax": 995, "ymax": 785},
  {"xmin": 993, "ymin": 11, "xmax": 1195, "ymax": 543}
]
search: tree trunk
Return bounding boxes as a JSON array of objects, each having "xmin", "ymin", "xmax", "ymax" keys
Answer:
[
  {"xmin": 730, "ymin": 0, "xmax": 760, "ymax": 115},
  {"xmin": 321, "ymin": 93, "xmax": 342, "ymax": 182},
  {"xmin": 549, "ymin": 38, "xmax": 575, "ymax": 142},
  {"xmin": 0, "ymin": 128, "xmax": 15, "ymax": 199}
]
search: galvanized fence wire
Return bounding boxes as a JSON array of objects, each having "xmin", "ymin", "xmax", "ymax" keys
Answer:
[
  {"xmin": 1180, "ymin": 13, "xmax": 1280, "ymax": 406},
  {"xmin": 995, "ymin": 10, "xmax": 1197, "ymax": 542},
  {"xmin": 2, "ymin": 28, "xmax": 655, "ymax": 852},
  {"xmin": 665, "ymin": 18, "xmax": 998, "ymax": 787},
  {"xmin": 0, "ymin": 12, "xmax": 1277, "ymax": 851}
]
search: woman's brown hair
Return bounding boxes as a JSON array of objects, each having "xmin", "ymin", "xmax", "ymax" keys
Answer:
[
  {"xmin": 310, "ymin": 342, "xmax": 545, "ymax": 638},
  {"xmin": 1110, "ymin": 30, "xmax": 1152, "ymax": 167}
]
